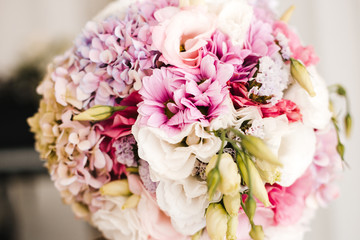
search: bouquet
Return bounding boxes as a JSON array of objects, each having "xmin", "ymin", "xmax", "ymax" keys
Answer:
[{"xmin": 28, "ymin": 0, "xmax": 351, "ymax": 239}]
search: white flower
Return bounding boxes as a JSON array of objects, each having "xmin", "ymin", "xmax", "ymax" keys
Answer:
[
  {"xmin": 284, "ymin": 66, "xmax": 332, "ymax": 130},
  {"xmin": 207, "ymin": 0, "xmax": 253, "ymax": 47},
  {"xmin": 91, "ymin": 196, "xmax": 147, "ymax": 240},
  {"xmin": 132, "ymin": 122, "xmax": 221, "ymax": 181},
  {"xmin": 209, "ymin": 96, "xmax": 237, "ymax": 131},
  {"xmin": 262, "ymin": 116, "xmax": 316, "ymax": 187},
  {"xmin": 250, "ymin": 55, "xmax": 291, "ymax": 105},
  {"xmin": 156, "ymin": 176, "xmax": 212, "ymax": 235}
]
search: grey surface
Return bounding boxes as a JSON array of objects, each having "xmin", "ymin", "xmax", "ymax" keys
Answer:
[{"xmin": 0, "ymin": 148, "xmax": 45, "ymax": 174}]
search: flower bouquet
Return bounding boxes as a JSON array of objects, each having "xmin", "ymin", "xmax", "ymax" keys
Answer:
[{"xmin": 28, "ymin": 0, "xmax": 351, "ymax": 239}]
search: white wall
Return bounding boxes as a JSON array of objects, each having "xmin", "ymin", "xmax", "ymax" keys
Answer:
[{"xmin": 0, "ymin": 0, "xmax": 359, "ymax": 239}]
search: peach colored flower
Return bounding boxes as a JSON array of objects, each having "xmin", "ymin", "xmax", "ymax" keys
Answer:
[{"xmin": 152, "ymin": 6, "xmax": 215, "ymax": 69}]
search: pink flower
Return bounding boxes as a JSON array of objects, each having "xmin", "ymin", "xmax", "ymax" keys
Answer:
[
  {"xmin": 273, "ymin": 21, "xmax": 319, "ymax": 66},
  {"xmin": 244, "ymin": 19, "xmax": 280, "ymax": 58},
  {"xmin": 97, "ymin": 91, "xmax": 142, "ymax": 179},
  {"xmin": 138, "ymin": 55, "xmax": 233, "ymax": 135},
  {"xmin": 127, "ymin": 175, "xmax": 188, "ymax": 240},
  {"xmin": 261, "ymin": 99, "xmax": 302, "ymax": 123},
  {"xmin": 266, "ymin": 169, "xmax": 313, "ymax": 226},
  {"xmin": 152, "ymin": 6, "xmax": 215, "ymax": 69},
  {"xmin": 311, "ymin": 128, "xmax": 343, "ymax": 206}
]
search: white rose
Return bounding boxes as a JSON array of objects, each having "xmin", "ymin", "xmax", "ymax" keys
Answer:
[
  {"xmin": 262, "ymin": 116, "xmax": 316, "ymax": 187},
  {"xmin": 284, "ymin": 66, "xmax": 332, "ymax": 130},
  {"xmin": 207, "ymin": 0, "xmax": 253, "ymax": 47},
  {"xmin": 156, "ymin": 176, "xmax": 211, "ymax": 235},
  {"xmin": 91, "ymin": 196, "xmax": 147, "ymax": 240},
  {"xmin": 132, "ymin": 122, "xmax": 221, "ymax": 181}
]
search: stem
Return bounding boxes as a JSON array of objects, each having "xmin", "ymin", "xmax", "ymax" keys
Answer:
[{"xmin": 215, "ymin": 129, "xmax": 226, "ymax": 168}]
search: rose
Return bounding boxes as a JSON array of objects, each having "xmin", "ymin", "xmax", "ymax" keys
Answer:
[
  {"xmin": 132, "ymin": 122, "xmax": 221, "ymax": 181},
  {"xmin": 127, "ymin": 175, "xmax": 188, "ymax": 240},
  {"xmin": 152, "ymin": 6, "xmax": 215, "ymax": 69},
  {"xmin": 155, "ymin": 176, "xmax": 211, "ymax": 235},
  {"xmin": 207, "ymin": 0, "xmax": 253, "ymax": 47},
  {"xmin": 284, "ymin": 67, "xmax": 332, "ymax": 130},
  {"xmin": 91, "ymin": 196, "xmax": 146, "ymax": 240}
]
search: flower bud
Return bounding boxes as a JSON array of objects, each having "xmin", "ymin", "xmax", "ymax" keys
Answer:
[
  {"xmin": 223, "ymin": 193, "xmax": 241, "ymax": 217},
  {"xmin": 249, "ymin": 225, "xmax": 264, "ymax": 240},
  {"xmin": 245, "ymin": 196, "xmax": 257, "ymax": 222},
  {"xmin": 345, "ymin": 113, "xmax": 352, "ymax": 138},
  {"xmin": 240, "ymin": 135, "xmax": 281, "ymax": 167},
  {"xmin": 100, "ymin": 179, "xmax": 131, "ymax": 197},
  {"xmin": 290, "ymin": 58, "xmax": 316, "ymax": 97},
  {"xmin": 336, "ymin": 142, "xmax": 345, "ymax": 160},
  {"xmin": 206, "ymin": 204, "xmax": 228, "ymax": 240},
  {"xmin": 206, "ymin": 167, "xmax": 221, "ymax": 201},
  {"xmin": 207, "ymin": 154, "xmax": 241, "ymax": 196},
  {"xmin": 122, "ymin": 194, "xmax": 141, "ymax": 210},
  {"xmin": 191, "ymin": 229, "xmax": 203, "ymax": 240},
  {"xmin": 237, "ymin": 155, "xmax": 271, "ymax": 207},
  {"xmin": 73, "ymin": 105, "xmax": 126, "ymax": 121},
  {"xmin": 227, "ymin": 215, "xmax": 238, "ymax": 240},
  {"xmin": 280, "ymin": 5, "xmax": 295, "ymax": 23},
  {"xmin": 71, "ymin": 202, "xmax": 89, "ymax": 218}
]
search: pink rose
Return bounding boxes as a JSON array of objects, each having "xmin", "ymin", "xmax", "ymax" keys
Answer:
[
  {"xmin": 152, "ymin": 6, "xmax": 215, "ymax": 69},
  {"xmin": 128, "ymin": 175, "xmax": 188, "ymax": 240}
]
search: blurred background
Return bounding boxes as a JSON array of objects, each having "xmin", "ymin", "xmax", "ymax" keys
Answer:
[{"xmin": 0, "ymin": 0, "xmax": 359, "ymax": 239}]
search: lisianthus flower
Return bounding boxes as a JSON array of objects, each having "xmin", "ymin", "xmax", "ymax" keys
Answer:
[
  {"xmin": 284, "ymin": 67, "xmax": 332, "ymax": 130},
  {"xmin": 152, "ymin": 6, "xmax": 215, "ymax": 69},
  {"xmin": 128, "ymin": 175, "xmax": 188, "ymax": 240},
  {"xmin": 133, "ymin": 122, "xmax": 221, "ymax": 181},
  {"xmin": 267, "ymin": 169, "xmax": 313, "ymax": 226},
  {"xmin": 207, "ymin": 0, "xmax": 253, "ymax": 47},
  {"xmin": 155, "ymin": 176, "xmax": 210, "ymax": 235}
]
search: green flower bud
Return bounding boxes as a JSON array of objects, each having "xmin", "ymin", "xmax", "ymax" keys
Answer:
[
  {"xmin": 345, "ymin": 113, "xmax": 352, "ymax": 138},
  {"xmin": 223, "ymin": 193, "xmax": 241, "ymax": 217},
  {"xmin": 237, "ymin": 155, "xmax": 271, "ymax": 207},
  {"xmin": 336, "ymin": 85, "xmax": 347, "ymax": 96},
  {"xmin": 100, "ymin": 179, "xmax": 131, "ymax": 197},
  {"xmin": 206, "ymin": 204, "xmax": 228, "ymax": 240},
  {"xmin": 280, "ymin": 5, "xmax": 295, "ymax": 23},
  {"xmin": 122, "ymin": 194, "xmax": 141, "ymax": 210},
  {"xmin": 249, "ymin": 225, "xmax": 264, "ymax": 240},
  {"xmin": 337, "ymin": 142, "xmax": 345, "ymax": 160},
  {"xmin": 191, "ymin": 229, "xmax": 203, "ymax": 240},
  {"xmin": 206, "ymin": 154, "xmax": 241, "ymax": 197},
  {"xmin": 73, "ymin": 105, "xmax": 126, "ymax": 121},
  {"xmin": 290, "ymin": 58, "xmax": 316, "ymax": 97},
  {"xmin": 227, "ymin": 215, "xmax": 238, "ymax": 240},
  {"xmin": 245, "ymin": 196, "xmax": 257, "ymax": 222},
  {"xmin": 206, "ymin": 167, "xmax": 221, "ymax": 201},
  {"xmin": 240, "ymin": 134, "xmax": 281, "ymax": 167},
  {"xmin": 71, "ymin": 202, "xmax": 89, "ymax": 218}
]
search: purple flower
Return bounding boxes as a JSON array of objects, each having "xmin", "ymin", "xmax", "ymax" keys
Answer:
[{"xmin": 138, "ymin": 55, "xmax": 233, "ymax": 135}]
